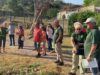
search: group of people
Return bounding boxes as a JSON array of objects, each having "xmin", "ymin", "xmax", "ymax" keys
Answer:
[
  {"xmin": 0, "ymin": 17, "xmax": 100, "ymax": 75},
  {"xmin": 69, "ymin": 17, "xmax": 100, "ymax": 75},
  {"xmin": 33, "ymin": 20, "xmax": 64, "ymax": 65},
  {"xmin": 0, "ymin": 21, "xmax": 24, "ymax": 53}
]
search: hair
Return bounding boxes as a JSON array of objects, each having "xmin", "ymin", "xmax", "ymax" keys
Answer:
[
  {"xmin": 41, "ymin": 26, "xmax": 46, "ymax": 32},
  {"xmin": 19, "ymin": 25, "xmax": 23, "ymax": 29},
  {"xmin": 74, "ymin": 22, "xmax": 82, "ymax": 29}
]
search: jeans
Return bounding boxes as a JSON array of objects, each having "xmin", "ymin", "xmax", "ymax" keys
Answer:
[
  {"xmin": 48, "ymin": 38, "xmax": 53, "ymax": 51},
  {"xmin": 9, "ymin": 34, "xmax": 15, "ymax": 46},
  {"xmin": 90, "ymin": 67, "xmax": 99, "ymax": 75}
]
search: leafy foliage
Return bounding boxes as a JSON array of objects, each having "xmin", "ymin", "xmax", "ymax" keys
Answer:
[
  {"xmin": 84, "ymin": 0, "xmax": 100, "ymax": 6},
  {"xmin": 46, "ymin": 8, "xmax": 58, "ymax": 19}
]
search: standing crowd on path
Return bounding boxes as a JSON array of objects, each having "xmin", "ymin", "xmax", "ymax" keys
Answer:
[{"xmin": 0, "ymin": 17, "xmax": 100, "ymax": 75}]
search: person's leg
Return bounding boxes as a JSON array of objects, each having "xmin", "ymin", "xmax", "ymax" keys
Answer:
[
  {"xmin": 20, "ymin": 40, "xmax": 23, "ymax": 49},
  {"xmin": 97, "ymin": 59, "xmax": 100, "ymax": 75},
  {"xmin": 0, "ymin": 39, "xmax": 2, "ymax": 53},
  {"xmin": 90, "ymin": 67, "xmax": 99, "ymax": 75},
  {"xmin": 42, "ymin": 42, "xmax": 46, "ymax": 56},
  {"xmin": 55, "ymin": 43, "xmax": 59, "ymax": 62},
  {"xmin": 34, "ymin": 42, "xmax": 37, "ymax": 49},
  {"xmin": 3, "ymin": 38, "xmax": 6, "ymax": 53},
  {"xmin": 36, "ymin": 42, "xmax": 41, "ymax": 57},
  {"xmin": 18, "ymin": 36, "xmax": 21, "ymax": 49},
  {"xmin": 57, "ymin": 43, "xmax": 63, "ymax": 62},
  {"xmin": 48, "ymin": 38, "xmax": 51, "ymax": 51},
  {"xmin": 55, "ymin": 43, "xmax": 64, "ymax": 65},
  {"xmin": 12, "ymin": 35, "xmax": 15, "ymax": 46},
  {"xmin": 9, "ymin": 35, "xmax": 12, "ymax": 46},
  {"xmin": 79, "ymin": 55, "xmax": 85, "ymax": 75},
  {"xmin": 49, "ymin": 38, "xmax": 53, "ymax": 50},
  {"xmin": 69, "ymin": 54, "xmax": 79, "ymax": 75}
]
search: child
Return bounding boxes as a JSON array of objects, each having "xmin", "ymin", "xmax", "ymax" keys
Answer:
[
  {"xmin": 16, "ymin": 25, "xmax": 24, "ymax": 49},
  {"xmin": 41, "ymin": 26, "xmax": 47, "ymax": 56},
  {"xmin": 33, "ymin": 23, "xmax": 42, "ymax": 57}
]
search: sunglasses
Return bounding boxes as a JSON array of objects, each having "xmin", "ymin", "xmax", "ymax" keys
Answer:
[{"xmin": 76, "ymin": 28, "xmax": 81, "ymax": 30}]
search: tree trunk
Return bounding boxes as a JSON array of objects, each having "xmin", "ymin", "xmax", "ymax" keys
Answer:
[{"xmin": 30, "ymin": 0, "xmax": 54, "ymax": 35}]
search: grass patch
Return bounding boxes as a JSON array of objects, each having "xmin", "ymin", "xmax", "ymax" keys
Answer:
[
  {"xmin": 0, "ymin": 63, "xmax": 41, "ymax": 75},
  {"xmin": 39, "ymin": 71, "xmax": 60, "ymax": 75}
]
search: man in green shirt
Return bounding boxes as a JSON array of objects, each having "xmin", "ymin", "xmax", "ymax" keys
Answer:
[
  {"xmin": 84, "ymin": 17, "xmax": 100, "ymax": 75},
  {"xmin": 53, "ymin": 20, "xmax": 64, "ymax": 66}
]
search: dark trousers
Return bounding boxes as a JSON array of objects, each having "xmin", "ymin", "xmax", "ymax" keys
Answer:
[
  {"xmin": 9, "ymin": 34, "xmax": 15, "ymax": 46},
  {"xmin": 0, "ymin": 38, "xmax": 6, "ymax": 48},
  {"xmin": 48, "ymin": 38, "xmax": 53, "ymax": 51},
  {"xmin": 97, "ymin": 59, "xmax": 100, "ymax": 72},
  {"xmin": 18, "ymin": 36, "xmax": 24, "ymax": 49}
]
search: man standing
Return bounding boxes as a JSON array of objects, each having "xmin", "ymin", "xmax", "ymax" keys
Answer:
[
  {"xmin": 53, "ymin": 20, "xmax": 64, "ymax": 66},
  {"xmin": 68, "ymin": 22, "xmax": 86, "ymax": 75},
  {"xmin": 84, "ymin": 17, "xmax": 100, "ymax": 75},
  {"xmin": 8, "ymin": 21, "xmax": 15, "ymax": 46}
]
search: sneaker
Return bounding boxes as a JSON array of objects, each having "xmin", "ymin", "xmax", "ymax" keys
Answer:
[
  {"xmin": 36, "ymin": 54, "xmax": 41, "ymax": 58},
  {"xmin": 54, "ymin": 60, "xmax": 60, "ymax": 63},
  {"xmin": 57, "ymin": 62, "xmax": 64, "ymax": 66},
  {"xmin": 68, "ymin": 72, "xmax": 76, "ymax": 75}
]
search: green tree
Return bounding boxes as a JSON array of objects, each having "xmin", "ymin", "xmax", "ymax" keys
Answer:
[
  {"xmin": 84, "ymin": 0, "xmax": 100, "ymax": 6},
  {"xmin": 46, "ymin": 8, "xmax": 58, "ymax": 19}
]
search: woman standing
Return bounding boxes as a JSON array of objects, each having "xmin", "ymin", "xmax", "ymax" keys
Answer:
[
  {"xmin": 0, "ymin": 22, "xmax": 8, "ymax": 53},
  {"xmin": 46, "ymin": 24, "xmax": 54, "ymax": 52}
]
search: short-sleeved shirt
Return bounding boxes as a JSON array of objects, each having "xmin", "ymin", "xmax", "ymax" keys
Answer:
[
  {"xmin": 18, "ymin": 29, "xmax": 24, "ymax": 36},
  {"xmin": 41, "ymin": 31, "xmax": 46, "ymax": 42},
  {"xmin": 33, "ymin": 27, "xmax": 42, "ymax": 43},
  {"xmin": 71, "ymin": 31, "xmax": 87, "ymax": 55},
  {"xmin": 46, "ymin": 27, "xmax": 53, "ymax": 39},
  {"xmin": 53, "ymin": 26, "xmax": 63, "ymax": 44},
  {"xmin": 84, "ymin": 28, "xmax": 100, "ymax": 59},
  {"xmin": 8, "ymin": 25, "xmax": 15, "ymax": 35}
]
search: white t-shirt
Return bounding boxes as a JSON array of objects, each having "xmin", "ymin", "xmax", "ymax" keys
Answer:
[
  {"xmin": 8, "ymin": 25, "xmax": 15, "ymax": 35},
  {"xmin": 46, "ymin": 27, "xmax": 53, "ymax": 39}
]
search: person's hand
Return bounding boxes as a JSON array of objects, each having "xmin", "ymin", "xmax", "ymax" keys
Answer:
[
  {"xmin": 78, "ymin": 43, "xmax": 83, "ymax": 46},
  {"xmin": 72, "ymin": 47, "xmax": 77, "ymax": 53},
  {"xmin": 86, "ymin": 55, "xmax": 92, "ymax": 62}
]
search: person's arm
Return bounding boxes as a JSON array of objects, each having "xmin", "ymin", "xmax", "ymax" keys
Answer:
[
  {"xmin": 71, "ymin": 37, "xmax": 78, "ymax": 53},
  {"xmin": 88, "ymin": 44, "xmax": 97, "ymax": 57},
  {"xmin": 87, "ymin": 30, "xmax": 98, "ymax": 62},
  {"xmin": 87, "ymin": 44, "xmax": 97, "ymax": 62},
  {"xmin": 71, "ymin": 37, "xmax": 77, "ymax": 48}
]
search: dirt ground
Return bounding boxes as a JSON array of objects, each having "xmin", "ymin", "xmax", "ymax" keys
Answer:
[{"xmin": 0, "ymin": 28, "xmax": 92, "ymax": 75}]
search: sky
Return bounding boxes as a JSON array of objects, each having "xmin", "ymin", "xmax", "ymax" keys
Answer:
[{"xmin": 63, "ymin": 0, "xmax": 84, "ymax": 5}]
